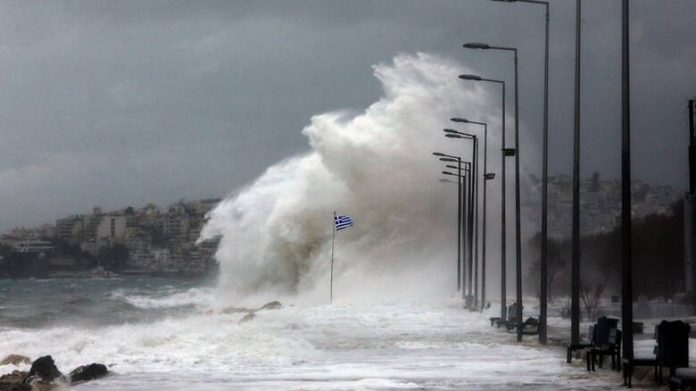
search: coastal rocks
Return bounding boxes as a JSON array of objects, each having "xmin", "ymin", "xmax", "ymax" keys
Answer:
[
  {"xmin": 26, "ymin": 356, "xmax": 62, "ymax": 383},
  {"xmin": 238, "ymin": 301, "xmax": 283, "ymax": 323},
  {"xmin": 0, "ymin": 371, "xmax": 30, "ymax": 391},
  {"xmin": 0, "ymin": 356, "xmax": 108, "ymax": 390},
  {"xmin": 239, "ymin": 312, "xmax": 256, "ymax": 323},
  {"xmin": 0, "ymin": 355, "xmax": 31, "ymax": 366},
  {"xmin": 68, "ymin": 363, "xmax": 108, "ymax": 383},
  {"xmin": 259, "ymin": 301, "xmax": 282, "ymax": 310}
]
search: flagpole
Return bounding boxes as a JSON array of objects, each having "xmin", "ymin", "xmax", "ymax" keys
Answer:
[{"xmin": 331, "ymin": 211, "xmax": 336, "ymax": 304}]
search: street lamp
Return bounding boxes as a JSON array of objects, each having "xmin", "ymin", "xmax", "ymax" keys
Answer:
[
  {"xmin": 436, "ymin": 152, "xmax": 474, "ymax": 298},
  {"xmin": 457, "ymin": 74, "xmax": 508, "ymax": 320},
  {"xmin": 452, "ymin": 119, "xmax": 492, "ymax": 311},
  {"xmin": 489, "ymin": 0, "xmax": 551, "ymax": 347},
  {"xmin": 570, "ymin": 0, "xmax": 582, "ymax": 350},
  {"xmin": 621, "ymin": 0, "xmax": 633, "ymax": 365},
  {"xmin": 434, "ymin": 152, "xmax": 464, "ymax": 293},
  {"xmin": 442, "ymin": 163, "xmax": 473, "ymax": 301},
  {"xmin": 461, "ymin": 43, "xmax": 523, "ymax": 342},
  {"xmin": 445, "ymin": 130, "xmax": 479, "ymax": 309},
  {"xmin": 442, "ymin": 158, "xmax": 474, "ymax": 303}
]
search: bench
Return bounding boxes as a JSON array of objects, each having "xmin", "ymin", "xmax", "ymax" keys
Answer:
[
  {"xmin": 670, "ymin": 368, "xmax": 696, "ymax": 390},
  {"xmin": 623, "ymin": 356, "xmax": 658, "ymax": 387}
]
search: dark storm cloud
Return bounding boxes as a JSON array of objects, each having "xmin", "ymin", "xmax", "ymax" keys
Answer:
[{"xmin": 0, "ymin": 0, "xmax": 694, "ymax": 230}]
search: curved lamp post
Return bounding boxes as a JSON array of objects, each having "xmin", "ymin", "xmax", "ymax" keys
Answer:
[
  {"xmin": 488, "ymin": 0, "xmax": 551, "ymax": 345},
  {"xmin": 461, "ymin": 44, "xmax": 522, "ymax": 341},
  {"xmin": 440, "ymin": 157, "xmax": 473, "ymax": 302},
  {"xmin": 434, "ymin": 152, "xmax": 471, "ymax": 297},
  {"xmin": 444, "ymin": 130, "xmax": 479, "ymax": 309},
  {"xmin": 434, "ymin": 152, "xmax": 463, "ymax": 292},
  {"xmin": 458, "ymin": 74, "xmax": 509, "ymax": 321},
  {"xmin": 452, "ymin": 119, "xmax": 492, "ymax": 311}
]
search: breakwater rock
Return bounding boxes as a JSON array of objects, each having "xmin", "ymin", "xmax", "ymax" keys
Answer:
[{"xmin": 0, "ymin": 355, "xmax": 108, "ymax": 390}]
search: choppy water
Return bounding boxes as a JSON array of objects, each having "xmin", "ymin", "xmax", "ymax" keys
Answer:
[
  {"xmin": 0, "ymin": 277, "xmax": 624, "ymax": 390},
  {"xmin": 0, "ymin": 277, "xmax": 214, "ymax": 329}
]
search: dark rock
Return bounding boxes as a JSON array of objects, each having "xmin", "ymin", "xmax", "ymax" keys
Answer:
[
  {"xmin": 26, "ymin": 356, "xmax": 62, "ymax": 383},
  {"xmin": 69, "ymin": 363, "xmax": 108, "ymax": 383},
  {"xmin": 0, "ymin": 371, "xmax": 30, "ymax": 391},
  {"xmin": 259, "ymin": 301, "xmax": 282, "ymax": 310},
  {"xmin": 239, "ymin": 312, "xmax": 256, "ymax": 323},
  {"xmin": 0, "ymin": 355, "xmax": 31, "ymax": 366}
]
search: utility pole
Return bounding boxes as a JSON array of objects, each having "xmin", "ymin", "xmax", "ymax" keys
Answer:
[
  {"xmin": 621, "ymin": 0, "xmax": 634, "ymax": 364},
  {"xmin": 571, "ymin": 0, "xmax": 582, "ymax": 347}
]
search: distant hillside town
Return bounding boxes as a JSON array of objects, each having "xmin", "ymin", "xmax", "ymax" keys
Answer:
[
  {"xmin": 0, "ymin": 198, "xmax": 222, "ymax": 278},
  {"xmin": 526, "ymin": 173, "xmax": 682, "ymax": 238}
]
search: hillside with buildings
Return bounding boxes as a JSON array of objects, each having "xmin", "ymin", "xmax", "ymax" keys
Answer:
[
  {"xmin": 0, "ymin": 198, "xmax": 222, "ymax": 278},
  {"xmin": 525, "ymin": 173, "xmax": 682, "ymax": 238}
]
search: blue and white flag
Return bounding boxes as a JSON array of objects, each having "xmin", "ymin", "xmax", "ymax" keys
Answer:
[{"xmin": 334, "ymin": 214, "xmax": 354, "ymax": 231}]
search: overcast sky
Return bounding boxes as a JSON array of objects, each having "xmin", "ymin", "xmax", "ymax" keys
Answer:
[{"xmin": 0, "ymin": 0, "xmax": 694, "ymax": 231}]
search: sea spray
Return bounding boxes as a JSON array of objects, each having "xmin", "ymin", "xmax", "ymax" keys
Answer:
[{"xmin": 200, "ymin": 52, "xmax": 538, "ymax": 304}]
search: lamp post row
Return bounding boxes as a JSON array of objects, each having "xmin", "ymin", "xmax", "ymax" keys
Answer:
[
  {"xmin": 441, "ymin": 133, "xmax": 477, "ymax": 307},
  {"xmin": 435, "ymin": 152, "xmax": 472, "ymax": 298},
  {"xmin": 436, "ymin": 130, "xmax": 486, "ymax": 310},
  {"xmin": 446, "ymin": 129, "xmax": 487, "ymax": 308},
  {"xmin": 463, "ymin": 0, "xmax": 553, "ymax": 344},
  {"xmin": 462, "ymin": 42, "xmax": 522, "ymax": 340},
  {"xmin": 451, "ymin": 120, "xmax": 490, "ymax": 309},
  {"xmin": 460, "ymin": 74, "xmax": 507, "ymax": 320},
  {"xmin": 495, "ymin": 0, "xmax": 552, "ymax": 348},
  {"xmin": 440, "ymin": 0, "xmax": 633, "ymax": 354}
]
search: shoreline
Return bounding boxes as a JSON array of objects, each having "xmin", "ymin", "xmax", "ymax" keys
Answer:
[{"xmin": 0, "ymin": 270, "xmax": 216, "ymax": 280}]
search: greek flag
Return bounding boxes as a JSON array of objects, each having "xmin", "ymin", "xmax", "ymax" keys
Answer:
[{"xmin": 334, "ymin": 215, "xmax": 354, "ymax": 231}]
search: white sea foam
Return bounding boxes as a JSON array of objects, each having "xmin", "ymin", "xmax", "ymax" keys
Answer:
[
  {"xmin": 0, "ymin": 298, "xmax": 625, "ymax": 390},
  {"xmin": 201, "ymin": 52, "xmax": 539, "ymax": 304}
]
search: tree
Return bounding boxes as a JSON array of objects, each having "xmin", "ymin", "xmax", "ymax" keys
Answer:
[{"xmin": 580, "ymin": 279, "xmax": 606, "ymax": 321}]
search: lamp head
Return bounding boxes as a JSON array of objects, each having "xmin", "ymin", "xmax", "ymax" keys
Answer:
[
  {"xmin": 451, "ymin": 117, "xmax": 469, "ymax": 123},
  {"xmin": 459, "ymin": 74, "xmax": 482, "ymax": 81},
  {"xmin": 462, "ymin": 42, "xmax": 491, "ymax": 49}
]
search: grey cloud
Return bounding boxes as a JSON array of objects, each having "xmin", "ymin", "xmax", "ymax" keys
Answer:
[{"xmin": 0, "ymin": 0, "xmax": 694, "ymax": 231}]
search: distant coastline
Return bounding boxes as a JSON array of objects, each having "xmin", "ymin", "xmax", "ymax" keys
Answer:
[{"xmin": 0, "ymin": 198, "xmax": 223, "ymax": 280}]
